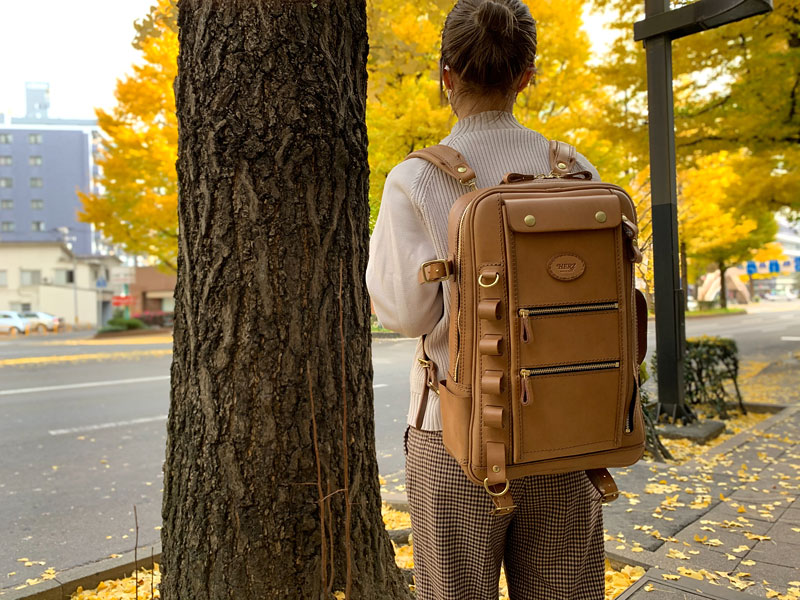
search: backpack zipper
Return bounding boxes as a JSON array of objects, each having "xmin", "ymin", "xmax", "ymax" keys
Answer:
[
  {"xmin": 453, "ymin": 196, "xmax": 479, "ymax": 383},
  {"xmin": 519, "ymin": 361, "xmax": 619, "ymax": 406},
  {"xmin": 519, "ymin": 302, "xmax": 618, "ymax": 343}
]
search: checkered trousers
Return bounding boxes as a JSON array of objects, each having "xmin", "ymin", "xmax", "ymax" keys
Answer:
[{"xmin": 405, "ymin": 427, "xmax": 605, "ymax": 600}]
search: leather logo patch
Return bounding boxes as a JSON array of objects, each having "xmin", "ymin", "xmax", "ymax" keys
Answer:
[{"xmin": 547, "ymin": 254, "xmax": 586, "ymax": 281}]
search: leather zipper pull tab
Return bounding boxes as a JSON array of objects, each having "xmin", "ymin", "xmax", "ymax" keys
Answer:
[
  {"xmin": 520, "ymin": 311, "xmax": 532, "ymax": 343},
  {"xmin": 520, "ymin": 371, "xmax": 534, "ymax": 406}
]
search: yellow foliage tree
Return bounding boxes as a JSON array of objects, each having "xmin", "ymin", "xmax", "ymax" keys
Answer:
[
  {"xmin": 678, "ymin": 151, "xmax": 778, "ymax": 307},
  {"xmin": 367, "ymin": 0, "xmax": 617, "ymax": 226},
  {"xmin": 79, "ymin": 0, "xmax": 179, "ymax": 270}
]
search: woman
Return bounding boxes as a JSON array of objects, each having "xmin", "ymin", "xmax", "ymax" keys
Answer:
[{"xmin": 366, "ymin": 1, "xmax": 604, "ymax": 598}]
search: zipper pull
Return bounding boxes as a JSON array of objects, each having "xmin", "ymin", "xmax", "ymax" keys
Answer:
[
  {"xmin": 520, "ymin": 370, "xmax": 534, "ymax": 406},
  {"xmin": 520, "ymin": 310, "xmax": 532, "ymax": 343}
]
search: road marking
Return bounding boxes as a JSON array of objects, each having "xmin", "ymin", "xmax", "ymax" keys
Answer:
[
  {"xmin": 0, "ymin": 349, "xmax": 171, "ymax": 367},
  {"xmin": 49, "ymin": 415, "xmax": 167, "ymax": 436},
  {"xmin": 0, "ymin": 376, "xmax": 170, "ymax": 397},
  {"xmin": 780, "ymin": 336, "xmax": 800, "ymax": 341},
  {"xmin": 374, "ymin": 384, "xmax": 388, "ymax": 389}
]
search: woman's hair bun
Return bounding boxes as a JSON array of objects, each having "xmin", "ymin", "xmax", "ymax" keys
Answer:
[{"xmin": 474, "ymin": 1, "xmax": 516, "ymax": 37}]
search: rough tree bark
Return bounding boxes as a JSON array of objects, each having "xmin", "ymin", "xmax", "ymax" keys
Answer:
[{"xmin": 162, "ymin": 2, "xmax": 411, "ymax": 598}]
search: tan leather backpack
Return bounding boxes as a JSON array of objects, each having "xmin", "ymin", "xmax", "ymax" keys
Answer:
[{"xmin": 408, "ymin": 141, "xmax": 647, "ymax": 514}]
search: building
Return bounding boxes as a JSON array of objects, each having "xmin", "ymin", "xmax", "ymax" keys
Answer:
[
  {"xmin": 0, "ymin": 241, "xmax": 120, "ymax": 326},
  {"xmin": 129, "ymin": 266, "xmax": 176, "ymax": 315},
  {"xmin": 0, "ymin": 83, "xmax": 105, "ymax": 256}
]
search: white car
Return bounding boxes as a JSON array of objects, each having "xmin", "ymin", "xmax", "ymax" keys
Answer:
[
  {"xmin": 20, "ymin": 311, "xmax": 63, "ymax": 332},
  {"xmin": 765, "ymin": 290, "xmax": 799, "ymax": 301},
  {"xmin": 0, "ymin": 311, "xmax": 29, "ymax": 335}
]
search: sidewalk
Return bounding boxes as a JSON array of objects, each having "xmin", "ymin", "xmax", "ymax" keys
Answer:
[{"xmin": 606, "ymin": 404, "xmax": 800, "ymax": 599}]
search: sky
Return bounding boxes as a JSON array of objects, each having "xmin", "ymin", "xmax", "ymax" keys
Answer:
[{"xmin": 0, "ymin": 1, "xmax": 618, "ymax": 121}]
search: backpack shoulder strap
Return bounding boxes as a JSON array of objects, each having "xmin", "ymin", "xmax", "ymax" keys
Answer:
[
  {"xmin": 549, "ymin": 140, "xmax": 577, "ymax": 175},
  {"xmin": 406, "ymin": 144, "xmax": 477, "ymax": 189}
]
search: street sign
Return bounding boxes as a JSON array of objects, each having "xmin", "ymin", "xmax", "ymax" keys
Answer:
[
  {"xmin": 96, "ymin": 277, "xmax": 107, "ymax": 288},
  {"xmin": 110, "ymin": 267, "xmax": 135, "ymax": 285},
  {"xmin": 112, "ymin": 295, "xmax": 133, "ymax": 306}
]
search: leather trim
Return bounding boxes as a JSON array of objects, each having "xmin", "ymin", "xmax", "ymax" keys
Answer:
[
  {"xmin": 406, "ymin": 145, "xmax": 476, "ymax": 185},
  {"xmin": 505, "ymin": 196, "xmax": 621, "ymax": 233}
]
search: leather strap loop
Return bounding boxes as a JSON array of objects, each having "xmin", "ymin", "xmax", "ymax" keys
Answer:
[
  {"xmin": 486, "ymin": 441, "xmax": 507, "ymax": 487},
  {"xmin": 483, "ymin": 405, "xmax": 504, "ymax": 429},
  {"xmin": 549, "ymin": 140, "xmax": 577, "ymax": 175},
  {"xmin": 413, "ymin": 336, "xmax": 439, "ymax": 429},
  {"xmin": 418, "ymin": 258, "xmax": 453, "ymax": 284},
  {"xmin": 406, "ymin": 145, "xmax": 477, "ymax": 187},
  {"xmin": 586, "ymin": 468, "xmax": 619, "ymax": 503}
]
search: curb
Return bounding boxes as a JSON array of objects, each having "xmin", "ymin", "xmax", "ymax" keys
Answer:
[
  {"xmin": 1, "ymin": 546, "xmax": 160, "ymax": 600},
  {"xmin": 93, "ymin": 328, "xmax": 172, "ymax": 339}
]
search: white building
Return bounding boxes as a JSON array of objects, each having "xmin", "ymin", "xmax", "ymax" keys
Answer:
[{"xmin": 0, "ymin": 241, "xmax": 120, "ymax": 326}]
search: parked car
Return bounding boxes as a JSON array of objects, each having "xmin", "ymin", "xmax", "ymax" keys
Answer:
[
  {"xmin": 20, "ymin": 311, "xmax": 63, "ymax": 332},
  {"xmin": 0, "ymin": 311, "xmax": 29, "ymax": 336},
  {"xmin": 764, "ymin": 290, "xmax": 799, "ymax": 301}
]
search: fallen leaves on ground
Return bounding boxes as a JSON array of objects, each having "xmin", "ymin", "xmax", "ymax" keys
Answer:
[{"xmin": 71, "ymin": 566, "xmax": 160, "ymax": 600}]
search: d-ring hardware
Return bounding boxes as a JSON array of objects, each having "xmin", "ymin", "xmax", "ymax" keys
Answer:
[
  {"xmin": 478, "ymin": 273, "xmax": 500, "ymax": 288},
  {"xmin": 484, "ymin": 477, "xmax": 510, "ymax": 497}
]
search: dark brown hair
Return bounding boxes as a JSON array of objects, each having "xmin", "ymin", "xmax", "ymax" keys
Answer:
[{"xmin": 440, "ymin": 0, "xmax": 537, "ymax": 102}]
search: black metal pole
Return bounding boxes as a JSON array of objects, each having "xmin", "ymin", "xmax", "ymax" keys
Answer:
[{"xmin": 643, "ymin": 0, "xmax": 693, "ymax": 422}]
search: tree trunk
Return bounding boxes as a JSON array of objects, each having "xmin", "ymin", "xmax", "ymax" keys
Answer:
[
  {"xmin": 162, "ymin": 2, "xmax": 411, "ymax": 599},
  {"xmin": 719, "ymin": 262, "xmax": 728, "ymax": 309}
]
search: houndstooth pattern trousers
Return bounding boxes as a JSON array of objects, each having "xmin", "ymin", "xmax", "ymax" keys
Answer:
[{"xmin": 405, "ymin": 427, "xmax": 605, "ymax": 600}]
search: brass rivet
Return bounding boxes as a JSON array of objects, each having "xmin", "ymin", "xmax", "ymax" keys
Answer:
[
  {"xmin": 557, "ymin": 161, "xmax": 567, "ymax": 170},
  {"xmin": 457, "ymin": 166, "xmax": 467, "ymax": 173},
  {"xmin": 492, "ymin": 465, "xmax": 501, "ymax": 473},
  {"xmin": 524, "ymin": 215, "xmax": 536, "ymax": 227},
  {"xmin": 595, "ymin": 211, "xmax": 607, "ymax": 223}
]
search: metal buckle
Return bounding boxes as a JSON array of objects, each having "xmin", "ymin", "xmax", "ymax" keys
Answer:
[
  {"xmin": 483, "ymin": 477, "xmax": 510, "ymax": 497},
  {"xmin": 491, "ymin": 504, "xmax": 517, "ymax": 516},
  {"xmin": 420, "ymin": 259, "xmax": 452, "ymax": 283},
  {"xmin": 417, "ymin": 358, "xmax": 432, "ymax": 368},
  {"xmin": 601, "ymin": 490, "xmax": 620, "ymax": 503}
]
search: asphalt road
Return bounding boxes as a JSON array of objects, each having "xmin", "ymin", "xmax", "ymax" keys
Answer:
[{"xmin": 0, "ymin": 305, "xmax": 798, "ymax": 590}]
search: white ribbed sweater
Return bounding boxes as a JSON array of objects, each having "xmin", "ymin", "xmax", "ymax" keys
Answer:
[{"xmin": 366, "ymin": 110, "xmax": 599, "ymax": 430}]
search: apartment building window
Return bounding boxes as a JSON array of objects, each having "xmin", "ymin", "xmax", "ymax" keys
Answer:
[
  {"xmin": 1, "ymin": 221, "xmax": 14, "ymax": 231},
  {"xmin": 1, "ymin": 199, "xmax": 12, "ymax": 209},
  {"xmin": 0, "ymin": 177, "xmax": 11, "ymax": 188},
  {"xmin": 0, "ymin": 134, "xmax": 11, "ymax": 144},
  {"xmin": 30, "ymin": 177, "xmax": 43, "ymax": 188},
  {"xmin": 0, "ymin": 270, "xmax": 6, "ymax": 287},
  {"xmin": 31, "ymin": 199, "xmax": 43, "ymax": 210},
  {"xmin": 0, "ymin": 156, "xmax": 11, "ymax": 166},
  {"xmin": 29, "ymin": 133, "xmax": 43, "ymax": 144},
  {"xmin": 31, "ymin": 220, "xmax": 45, "ymax": 231},
  {"xmin": 54, "ymin": 269, "xmax": 75, "ymax": 285},
  {"xmin": 29, "ymin": 156, "xmax": 43, "ymax": 166},
  {"xmin": 20, "ymin": 270, "xmax": 41, "ymax": 286}
]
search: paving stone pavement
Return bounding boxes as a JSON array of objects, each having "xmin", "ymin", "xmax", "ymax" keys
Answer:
[{"xmin": 605, "ymin": 405, "xmax": 800, "ymax": 599}]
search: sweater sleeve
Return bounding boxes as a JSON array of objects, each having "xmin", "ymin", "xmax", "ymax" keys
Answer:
[{"xmin": 366, "ymin": 161, "xmax": 443, "ymax": 338}]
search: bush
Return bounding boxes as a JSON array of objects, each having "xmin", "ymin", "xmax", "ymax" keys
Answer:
[
  {"xmin": 98, "ymin": 325, "xmax": 128, "ymax": 334},
  {"xmin": 106, "ymin": 317, "xmax": 146, "ymax": 330},
  {"xmin": 651, "ymin": 335, "xmax": 744, "ymax": 419}
]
